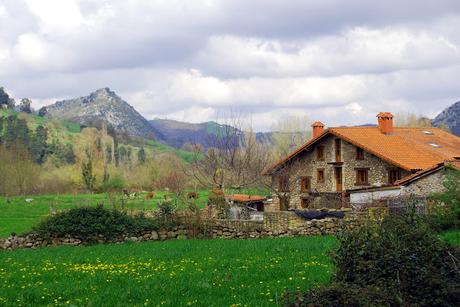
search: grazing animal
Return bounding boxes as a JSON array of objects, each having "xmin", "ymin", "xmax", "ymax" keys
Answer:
[
  {"xmin": 187, "ymin": 192, "xmax": 199, "ymax": 199},
  {"xmin": 145, "ymin": 192, "xmax": 155, "ymax": 200}
]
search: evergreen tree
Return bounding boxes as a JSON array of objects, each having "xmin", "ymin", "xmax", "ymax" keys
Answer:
[
  {"xmin": 81, "ymin": 158, "xmax": 96, "ymax": 192},
  {"xmin": 15, "ymin": 118, "xmax": 30, "ymax": 146},
  {"xmin": 38, "ymin": 106, "xmax": 48, "ymax": 117},
  {"xmin": 137, "ymin": 147, "xmax": 146, "ymax": 164},
  {"xmin": 30, "ymin": 125, "xmax": 48, "ymax": 164}
]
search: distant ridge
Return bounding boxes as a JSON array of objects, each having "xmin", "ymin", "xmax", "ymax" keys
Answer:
[{"xmin": 433, "ymin": 101, "xmax": 460, "ymax": 136}]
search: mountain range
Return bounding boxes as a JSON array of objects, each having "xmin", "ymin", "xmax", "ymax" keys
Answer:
[{"xmin": 5, "ymin": 87, "xmax": 460, "ymax": 148}]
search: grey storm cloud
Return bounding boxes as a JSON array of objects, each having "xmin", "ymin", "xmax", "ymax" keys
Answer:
[{"xmin": 0, "ymin": 0, "xmax": 459, "ymax": 130}]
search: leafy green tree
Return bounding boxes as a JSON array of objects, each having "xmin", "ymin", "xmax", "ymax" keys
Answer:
[
  {"xmin": 82, "ymin": 157, "xmax": 96, "ymax": 192},
  {"xmin": 30, "ymin": 125, "xmax": 48, "ymax": 164},
  {"xmin": 0, "ymin": 87, "xmax": 15, "ymax": 109},
  {"xmin": 137, "ymin": 147, "xmax": 146, "ymax": 164},
  {"xmin": 19, "ymin": 98, "xmax": 32, "ymax": 113}
]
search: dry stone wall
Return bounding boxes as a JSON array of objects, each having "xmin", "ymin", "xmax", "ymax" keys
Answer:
[{"xmin": 0, "ymin": 211, "xmax": 364, "ymax": 251}]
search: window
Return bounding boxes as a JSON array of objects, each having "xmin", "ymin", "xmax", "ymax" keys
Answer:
[
  {"xmin": 317, "ymin": 169, "xmax": 325, "ymax": 183},
  {"xmin": 280, "ymin": 196, "xmax": 290, "ymax": 211},
  {"xmin": 388, "ymin": 169, "xmax": 401, "ymax": 184},
  {"xmin": 300, "ymin": 176, "xmax": 311, "ymax": 192},
  {"xmin": 301, "ymin": 198, "xmax": 311, "ymax": 209},
  {"xmin": 356, "ymin": 147, "xmax": 364, "ymax": 160},
  {"xmin": 279, "ymin": 175, "xmax": 289, "ymax": 192},
  {"xmin": 335, "ymin": 139, "xmax": 342, "ymax": 162},
  {"xmin": 355, "ymin": 168, "xmax": 369, "ymax": 186},
  {"xmin": 316, "ymin": 146, "xmax": 325, "ymax": 160}
]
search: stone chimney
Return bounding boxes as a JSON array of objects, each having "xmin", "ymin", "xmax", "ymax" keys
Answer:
[
  {"xmin": 377, "ymin": 112, "xmax": 394, "ymax": 134},
  {"xmin": 311, "ymin": 121, "xmax": 325, "ymax": 139}
]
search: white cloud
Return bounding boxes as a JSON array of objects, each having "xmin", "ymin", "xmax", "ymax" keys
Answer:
[
  {"xmin": 1, "ymin": 0, "xmax": 459, "ymax": 130},
  {"xmin": 197, "ymin": 27, "xmax": 460, "ymax": 77}
]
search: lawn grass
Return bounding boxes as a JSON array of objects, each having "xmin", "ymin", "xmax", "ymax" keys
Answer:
[
  {"xmin": 440, "ymin": 229, "xmax": 460, "ymax": 246},
  {"xmin": 0, "ymin": 188, "xmax": 270, "ymax": 238},
  {"xmin": 0, "ymin": 236, "xmax": 336, "ymax": 307}
]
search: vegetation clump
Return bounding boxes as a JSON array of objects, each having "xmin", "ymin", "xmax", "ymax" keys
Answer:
[
  {"xmin": 33, "ymin": 205, "xmax": 160, "ymax": 243},
  {"xmin": 285, "ymin": 211, "xmax": 460, "ymax": 306}
]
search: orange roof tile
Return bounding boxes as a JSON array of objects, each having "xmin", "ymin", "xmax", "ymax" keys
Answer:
[
  {"xmin": 263, "ymin": 126, "xmax": 460, "ymax": 174},
  {"xmin": 395, "ymin": 160, "xmax": 460, "ymax": 185},
  {"xmin": 226, "ymin": 194, "xmax": 266, "ymax": 203}
]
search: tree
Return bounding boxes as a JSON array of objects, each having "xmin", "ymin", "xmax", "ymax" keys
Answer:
[
  {"xmin": 82, "ymin": 157, "xmax": 96, "ymax": 192},
  {"xmin": 30, "ymin": 125, "xmax": 48, "ymax": 164},
  {"xmin": 0, "ymin": 87, "xmax": 15, "ymax": 109},
  {"xmin": 270, "ymin": 115, "xmax": 311, "ymax": 160},
  {"xmin": 0, "ymin": 116, "xmax": 4, "ymax": 145},
  {"xmin": 394, "ymin": 112, "xmax": 432, "ymax": 128},
  {"xmin": 19, "ymin": 98, "xmax": 32, "ymax": 113},
  {"xmin": 0, "ymin": 142, "xmax": 39, "ymax": 195},
  {"xmin": 187, "ymin": 115, "xmax": 271, "ymax": 190},
  {"xmin": 137, "ymin": 147, "xmax": 146, "ymax": 164},
  {"xmin": 38, "ymin": 106, "xmax": 48, "ymax": 117}
]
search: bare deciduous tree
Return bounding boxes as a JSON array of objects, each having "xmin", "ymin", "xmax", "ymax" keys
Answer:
[{"xmin": 186, "ymin": 114, "xmax": 272, "ymax": 191}]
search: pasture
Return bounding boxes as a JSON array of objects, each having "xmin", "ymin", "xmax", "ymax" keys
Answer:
[
  {"xmin": 0, "ymin": 236, "xmax": 335, "ymax": 306},
  {"xmin": 0, "ymin": 189, "xmax": 268, "ymax": 237}
]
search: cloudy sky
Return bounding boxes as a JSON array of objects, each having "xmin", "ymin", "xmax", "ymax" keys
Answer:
[{"xmin": 1, "ymin": 0, "xmax": 459, "ymax": 131}]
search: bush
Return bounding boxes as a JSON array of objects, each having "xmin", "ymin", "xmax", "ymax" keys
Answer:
[
  {"xmin": 427, "ymin": 168, "xmax": 460, "ymax": 231},
  {"xmin": 34, "ymin": 205, "xmax": 159, "ymax": 243},
  {"xmin": 287, "ymin": 212, "xmax": 460, "ymax": 306},
  {"xmin": 284, "ymin": 283, "xmax": 398, "ymax": 307}
]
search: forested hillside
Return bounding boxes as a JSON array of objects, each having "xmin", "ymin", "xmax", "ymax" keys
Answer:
[{"xmin": 0, "ymin": 107, "xmax": 197, "ymax": 196}]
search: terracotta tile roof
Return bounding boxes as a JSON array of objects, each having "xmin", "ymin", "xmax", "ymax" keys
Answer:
[
  {"xmin": 394, "ymin": 160, "xmax": 460, "ymax": 186},
  {"xmin": 263, "ymin": 126, "xmax": 460, "ymax": 174},
  {"xmin": 226, "ymin": 194, "xmax": 266, "ymax": 203}
]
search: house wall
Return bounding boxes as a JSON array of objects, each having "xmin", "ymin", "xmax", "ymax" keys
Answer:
[
  {"xmin": 402, "ymin": 170, "xmax": 447, "ymax": 196},
  {"xmin": 270, "ymin": 135, "xmax": 410, "ymax": 210},
  {"xmin": 350, "ymin": 188, "xmax": 402, "ymax": 204}
]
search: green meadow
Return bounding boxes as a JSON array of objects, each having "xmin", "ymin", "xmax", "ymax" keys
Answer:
[
  {"xmin": 0, "ymin": 236, "xmax": 336, "ymax": 307},
  {"xmin": 0, "ymin": 189, "xmax": 269, "ymax": 237}
]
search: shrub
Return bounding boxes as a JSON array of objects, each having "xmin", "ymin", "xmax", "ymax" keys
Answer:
[
  {"xmin": 208, "ymin": 188, "xmax": 230, "ymax": 219},
  {"xmin": 284, "ymin": 283, "xmax": 398, "ymax": 307},
  {"xmin": 427, "ymin": 168, "xmax": 460, "ymax": 231},
  {"xmin": 287, "ymin": 211, "xmax": 460, "ymax": 306},
  {"xmin": 34, "ymin": 205, "xmax": 159, "ymax": 243}
]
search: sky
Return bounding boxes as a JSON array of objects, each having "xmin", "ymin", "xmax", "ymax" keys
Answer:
[{"xmin": 0, "ymin": 0, "xmax": 459, "ymax": 131}]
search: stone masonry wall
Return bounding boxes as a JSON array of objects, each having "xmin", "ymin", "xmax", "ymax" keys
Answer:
[
  {"xmin": 402, "ymin": 170, "xmax": 446, "ymax": 197},
  {"xmin": 270, "ymin": 134, "xmax": 410, "ymax": 211},
  {"xmin": 0, "ymin": 211, "xmax": 363, "ymax": 251}
]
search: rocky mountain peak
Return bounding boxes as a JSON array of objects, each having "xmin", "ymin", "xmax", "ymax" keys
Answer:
[
  {"xmin": 433, "ymin": 101, "xmax": 460, "ymax": 136},
  {"xmin": 45, "ymin": 88, "xmax": 162, "ymax": 140}
]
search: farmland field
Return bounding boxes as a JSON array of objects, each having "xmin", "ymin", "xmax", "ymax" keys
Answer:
[
  {"xmin": 0, "ymin": 236, "xmax": 335, "ymax": 306},
  {"xmin": 0, "ymin": 188, "xmax": 268, "ymax": 237}
]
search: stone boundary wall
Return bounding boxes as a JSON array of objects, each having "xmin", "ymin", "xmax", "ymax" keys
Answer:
[{"xmin": 1, "ymin": 211, "xmax": 365, "ymax": 251}]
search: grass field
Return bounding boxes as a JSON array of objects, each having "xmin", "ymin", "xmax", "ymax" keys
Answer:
[
  {"xmin": 0, "ymin": 236, "xmax": 335, "ymax": 307},
  {"xmin": 0, "ymin": 188, "xmax": 269, "ymax": 238}
]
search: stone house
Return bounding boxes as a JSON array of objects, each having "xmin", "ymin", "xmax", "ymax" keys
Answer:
[{"xmin": 263, "ymin": 112, "xmax": 460, "ymax": 211}]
